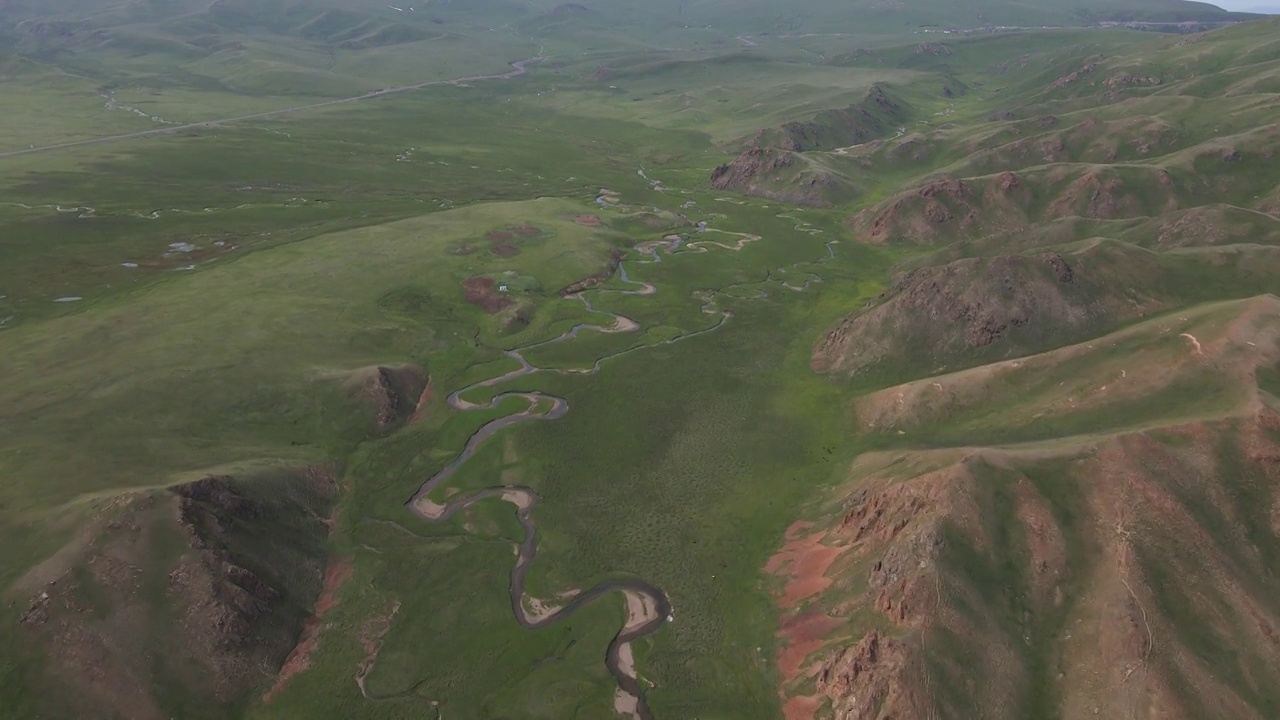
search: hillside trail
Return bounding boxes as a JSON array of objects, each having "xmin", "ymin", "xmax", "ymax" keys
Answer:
[
  {"xmin": 403, "ymin": 208, "xmax": 828, "ymax": 717},
  {"xmin": 0, "ymin": 55, "xmax": 544, "ymax": 160}
]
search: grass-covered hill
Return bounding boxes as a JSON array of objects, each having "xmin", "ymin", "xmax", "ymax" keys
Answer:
[
  {"xmin": 793, "ymin": 298, "xmax": 1280, "ymax": 719},
  {"xmin": 784, "ymin": 16, "xmax": 1280, "ymax": 720},
  {"xmin": 815, "ymin": 17, "xmax": 1280, "ymax": 376}
]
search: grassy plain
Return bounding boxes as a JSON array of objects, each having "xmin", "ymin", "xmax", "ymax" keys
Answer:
[
  {"xmin": 5, "ymin": 4, "xmax": 1279, "ymax": 720},
  {"xmin": 0, "ymin": 61, "xmax": 894, "ymax": 713}
]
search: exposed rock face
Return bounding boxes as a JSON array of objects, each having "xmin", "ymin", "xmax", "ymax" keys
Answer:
[
  {"xmin": 710, "ymin": 147, "xmax": 846, "ymax": 207},
  {"xmin": 13, "ymin": 470, "xmax": 338, "ymax": 719},
  {"xmin": 812, "ymin": 246, "xmax": 1172, "ymax": 376},
  {"xmin": 1049, "ymin": 60, "xmax": 1099, "ymax": 90},
  {"xmin": 777, "ymin": 312, "xmax": 1280, "ymax": 718},
  {"xmin": 346, "ymin": 365, "xmax": 427, "ymax": 428},
  {"xmin": 846, "ymin": 161, "xmax": 1201, "ymax": 246},
  {"xmin": 709, "ymin": 84, "xmax": 909, "ymax": 206},
  {"xmin": 711, "ymin": 146, "xmax": 796, "ymax": 189}
]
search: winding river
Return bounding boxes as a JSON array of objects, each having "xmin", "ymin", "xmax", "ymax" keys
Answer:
[{"xmin": 405, "ymin": 236, "xmax": 752, "ymax": 718}]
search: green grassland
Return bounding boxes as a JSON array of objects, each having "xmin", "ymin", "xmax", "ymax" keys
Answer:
[
  {"xmin": 0, "ymin": 71, "xmax": 894, "ymax": 712},
  {"xmin": 3, "ymin": 3, "xmax": 1280, "ymax": 720}
]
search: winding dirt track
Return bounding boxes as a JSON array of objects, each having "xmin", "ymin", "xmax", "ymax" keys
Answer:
[
  {"xmin": 405, "ymin": 236, "xmax": 759, "ymax": 718},
  {"xmin": 0, "ymin": 56, "xmax": 543, "ymax": 160}
]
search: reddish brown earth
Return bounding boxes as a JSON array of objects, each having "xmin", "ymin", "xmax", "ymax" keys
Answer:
[
  {"xmin": 11, "ymin": 470, "xmax": 337, "ymax": 720},
  {"xmin": 485, "ymin": 230, "xmax": 515, "ymax": 242},
  {"xmin": 355, "ymin": 600, "xmax": 401, "ymax": 694},
  {"xmin": 263, "ymin": 558, "xmax": 353, "ymax": 703},
  {"xmin": 770, "ymin": 530, "xmax": 846, "ymax": 610},
  {"xmin": 490, "ymin": 244, "xmax": 520, "ymax": 257},
  {"xmin": 462, "ymin": 276, "xmax": 514, "ymax": 313},
  {"xmin": 767, "ymin": 521, "xmax": 855, "ymax": 720},
  {"xmin": 783, "ymin": 694, "xmax": 824, "ymax": 720},
  {"xmin": 777, "ymin": 298, "xmax": 1280, "ymax": 719},
  {"xmin": 408, "ymin": 378, "xmax": 434, "ymax": 424},
  {"xmin": 778, "ymin": 609, "xmax": 844, "ymax": 679},
  {"xmin": 513, "ymin": 224, "xmax": 542, "ymax": 236},
  {"xmin": 573, "ymin": 214, "xmax": 601, "ymax": 226},
  {"xmin": 811, "ymin": 244, "xmax": 1172, "ymax": 376}
]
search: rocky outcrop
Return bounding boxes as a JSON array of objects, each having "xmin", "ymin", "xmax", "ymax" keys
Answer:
[
  {"xmin": 345, "ymin": 365, "xmax": 428, "ymax": 428},
  {"xmin": 773, "ymin": 301, "xmax": 1280, "ymax": 712},
  {"xmin": 812, "ymin": 245, "xmax": 1173, "ymax": 376},
  {"xmin": 711, "ymin": 146, "xmax": 796, "ymax": 188},
  {"xmin": 752, "ymin": 84, "xmax": 908, "ymax": 153},
  {"xmin": 13, "ymin": 470, "xmax": 337, "ymax": 719},
  {"xmin": 709, "ymin": 85, "xmax": 909, "ymax": 205}
]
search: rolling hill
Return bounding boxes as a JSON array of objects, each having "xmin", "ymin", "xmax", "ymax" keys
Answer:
[
  {"xmin": 2, "ymin": 1, "xmax": 1280, "ymax": 720},
  {"xmin": 782, "ymin": 15, "xmax": 1280, "ymax": 720}
]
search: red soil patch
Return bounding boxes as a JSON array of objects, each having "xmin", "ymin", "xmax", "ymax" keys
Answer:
[
  {"xmin": 783, "ymin": 694, "xmax": 823, "ymax": 720},
  {"xmin": 766, "ymin": 521, "xmax": 816, "ymax": 573},
  {"xmin": 785, "ymin": 520, "xmax": 815, "ymax": 540},
  {"xmin": 263, "ymin": 558, "xmax": 354, "ymax": 703},
  {"xmin": 356, "ymin": 600, "xmax": 401, "ymax": 691},
  {"xmin": 778, "ymin": 609, "xmax": 844, "ymax": 679},
  {"xmin": 767, "ymin": 530, "xmax": 846, "ymax": 608},
  {"xmin": 485, "ymin": 230, "xmax": 515, "ymax": 242},
  {"xmin": 574, "ymin": 214, "xmax": 601, "ymax": 226},
  {"xmin": 462, "ymin": 276, "xmax": 514, "ymax": 314},
  {"xmin": 408, "ymin": 378, "xmax": 434, "ymax": 425},
  {"xmin": 490, "ymin": 244, "xmax": 521, "ymax": 257},
  {"xmin": 513, "ymin": 225, "xmax": 542, "ymax": 237}
]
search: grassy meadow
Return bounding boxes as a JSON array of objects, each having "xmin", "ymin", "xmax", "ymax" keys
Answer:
[
  {"xmin": 0, "ymin": 43, "xmax": 898, "ymax": 712},
  {"xmin": 4, "ymin": 3, "xmax": 1279, "ymax": 719}
]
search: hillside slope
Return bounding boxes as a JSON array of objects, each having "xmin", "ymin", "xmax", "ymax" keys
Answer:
[
  {"xmin": 8, "ymin": 469, "xmax": 338, "ymax": 720},
  {"xmin": 781, "ymin": 298, "xmax": 1280, "ymax": 720},
  {"xmin": 784, "ymin": 16, "xmax": 1280, "ymax": 720},
  {"xmin": 817, "ymin": 17, "xmax": 1280, "ymax": 379}
]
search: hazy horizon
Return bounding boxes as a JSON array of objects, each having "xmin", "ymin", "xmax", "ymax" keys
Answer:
[{"xmin": 1213, "ymin": 0, "xmax": 1279, "ymax": 8}]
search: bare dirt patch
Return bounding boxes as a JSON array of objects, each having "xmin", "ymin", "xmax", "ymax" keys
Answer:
[
  {"xmin": 574, "ymin": 214, "xmax": 601, "ymax": 226},
  {"xmin": 462, "ymin": 276, "xmax": 514, "ymax": 313},
  {"xmin": 490, "ymin": 244, "xmax": 520, "ymax": 257},
  {"xmin": 355, "ymin": 599, "xmax": 401, "ymax": 697},
  {"xmin": 263, "ymin": 557, "xmax": 353, "ymax": 703},
  {"xmin": 778, "ymin": 609, "xmax": 844, "ymax": 679},
  {"xmin": 614, "ymin": 688, "xmax": 642, "ymax": 720},
  {"xmin": 408, "ymin": 378, "xmax": 434, "ymax": 424},
  {"xmin": 513, "ymin": 224, "xmax": 542, "ymax": 237},
  {"xmin": 622, "ymin": 589, "xmax": 661, "ymax": 632},
  {"xmin": 782, "ymin": 694, "xmax": 823, "ymax": 720},
  {"xmin": 485, "ymin": 230, "xmax": 515, "ymax": 242},
  {"xmin": 768, "ymin": 530, "xmax": 846, "ymax": 609}
]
